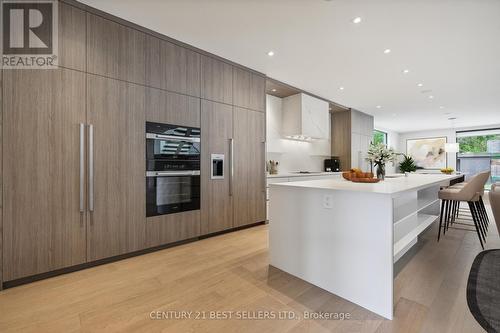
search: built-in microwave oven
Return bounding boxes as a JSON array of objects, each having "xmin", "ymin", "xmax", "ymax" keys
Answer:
[{"xmin": 145, "ymin": 122, "xmax": 201, "ymax": 217}]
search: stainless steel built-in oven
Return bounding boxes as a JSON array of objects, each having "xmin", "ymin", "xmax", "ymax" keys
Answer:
[{"xmin": 146, "ymin": 122, "xmax": 201, "ymax": 217}]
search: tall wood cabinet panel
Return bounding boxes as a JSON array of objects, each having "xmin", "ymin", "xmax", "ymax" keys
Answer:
[
  {"xmin": 201, "ymin": 56, "xmax": 233, "ymax": 104},
  {"xmin": 200, "ymin": 100, "xmax": 234, "ymax": 234},
  {"xmin": 2, "ymin": 69, "xmax": 87, "ymax": 281},
  {"xmin": 145, "ymin": 36, "xmax": 200, "ymax": 97},
  {"xmin": 233, "ymin": 108, "xmax": 266, "ymax": 227},
  {"xmin": 233, "ymin": 68, "xmax": 265, "ymax": 112},
  {"xmin": 331, "ymin": 111, "xmax": 352, "ymax": 170},
  {"xmin": 87, "ymin": 14, "xmax": 146, "ymax": 85},
  {"xmin": 86, "ymin": 75, "xmax": 146, "ymax": 261},
  {"xmin": 58, "ymin": 2, "xmax": 86, "ymax": 71},
  {"xmin": 146, "ymin": 88, "xmax": 200, "ymax": 127}
]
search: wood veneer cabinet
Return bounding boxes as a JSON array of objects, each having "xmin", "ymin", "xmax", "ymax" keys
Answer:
[
  {"xmin": 200, "ymin": 100, "xmax": 234, "ymax": 234},
  {"xmin": 201, "ymin": 56, "xmax": 233, "ymax": 105},
  {"xmin": 331, "ymin": 109, "xmax": 374, "ymax": 171},
  {"xmin": 2, "ymin": 69, "xmax": 87, "ymax": 281},
  {"xmin": 58, "ymin": 2, "xmax": 86, "ymax": 71},
  {"xmin": 233, "ymin": 107, "xmax": 266, "ymax": 227},
  {"xmin": 0, "ymin": 0, "xmax": 267, "ymax": 284},
  {"xmin": 87, "ymin": 14, "xmax": 146, "ymax": 85},
  {"xmin": 233, "ymin": 67, "xmax": 266, "ymax": 112},
  {"xmin": 145, "ymin": 35, "xmax": 201, "ymax": 97},
  {"xmin": 86, "ymin": 75, "xmax": 146, "ymax": 261},
  {"xmin": 145, "ymin": 88, "xmax": 200, "ymax": 128}
]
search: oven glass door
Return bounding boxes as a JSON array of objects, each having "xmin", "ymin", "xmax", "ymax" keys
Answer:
[
  {"xmin": 146, "ymin": 137, "xmax": 200, "ymax": 161},
  {"xmin": 146, "ymin": 173, "xmax": 200, "ymax": 217}
]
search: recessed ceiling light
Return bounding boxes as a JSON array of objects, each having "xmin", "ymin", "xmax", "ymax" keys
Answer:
[
  {"xmin": 376, "ymin": 105, "xmax": 382, "ymax": 109},
  {"xmin": 271, "ymin": 88, "xmax": 277, "ymax": 92},
  {"xmin": 339, "ymin": 86, "xmax": 345, "ymax": 91},
  {"xmin": 402, "ymin": 69, "xmax": 410, "ymax": 74},
  {"xmin": 383, "ymin": 49, "xmax": 391, "ymax": 54},
  {"xmin": 428, "ymin": 95, "xmax": 434, "ymax": 99},
  {"xmin": 267, "ymin": 51, "xmax": 275, "ymax": 57},
  {"xmin": 352, "ymin": 17, "xmax": 362, "ymax": 24},
  {"xmin": 439, "ymin": 106, "xmax": 445, "ymax": 109},
  {"xmin": 417, "ymin": 83, "xmax": 423, "ymax": 87}
]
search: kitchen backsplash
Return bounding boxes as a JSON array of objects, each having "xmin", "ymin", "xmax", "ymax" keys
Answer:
[{"xmin": 266, "ymin": 94, "xmax": 330, "ymax": 173}]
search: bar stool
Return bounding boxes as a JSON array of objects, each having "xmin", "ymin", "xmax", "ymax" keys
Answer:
[
  {"xmin": 489, "ymin": 183, "xmax": 500, "ymax": 235},
  {"xmin": 438, "ymin": 172, "xmax": 490, "ymax": 249},
  {"xmin": 448, "ymin": 171, "xmax": 490, "ymax": 231}
]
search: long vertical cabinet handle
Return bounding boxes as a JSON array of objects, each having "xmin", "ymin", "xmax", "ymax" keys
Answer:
[
  {"xmin": 79, "ymin": 123, "xmax": 85, "ymax": 212},
  {"xmin": 229, "ymin": 138, "xmax": 234, "ymax": 196},
  {"xmin": 88, "ymin": 124, "xmax": 94, "ymax": 212},
  {"xmin": 262, "ymin": 141, "xmax": 266, "ymax": 193}
]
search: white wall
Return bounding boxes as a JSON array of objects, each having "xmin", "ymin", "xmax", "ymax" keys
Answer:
[
  {"xmin": 398, "ymin": 128, "xmax": 457, "ymax": 171},
  {"xmin": 266, "ymin": 94, "xmax": 331, "ymax": 173}
]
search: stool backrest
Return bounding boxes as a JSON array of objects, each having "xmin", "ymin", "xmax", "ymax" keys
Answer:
[
  {"xmin": 489, "ymin": 183, "xmax": 500, "ymax": 236},
  {"xmin": 457, "ymin": 172, "xmax": 489, "ymax": 201},
  {"xmin": 476, "ymin": 171, "xmax": 491, "ymax": 196}
]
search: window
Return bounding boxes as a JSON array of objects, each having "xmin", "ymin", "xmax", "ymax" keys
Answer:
[
  {"xmin": 373, "ymin": 130, "xmax": 387, "ymax": 145},
  {"xmin": 456, "ymin": 129, "xmax": 500, "ymax": 190}
]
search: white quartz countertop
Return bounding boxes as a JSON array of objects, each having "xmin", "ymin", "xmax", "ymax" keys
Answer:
[
  {"xmin": 267, "ymin": 172, "xmax": 343, "ymax": 179},
  {"xmin": 269, "ymin": 173, "xmax": 463, "ymax": 196}
]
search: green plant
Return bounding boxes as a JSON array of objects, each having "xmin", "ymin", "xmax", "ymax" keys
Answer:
[{"xmin": 399, "ymin": 154, "xmax": 418, "ymax": 173}]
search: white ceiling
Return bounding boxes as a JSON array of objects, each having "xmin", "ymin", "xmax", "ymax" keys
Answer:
[{"xmin": 80, "ymin": 0, "xmax": 500, "ymax": 133}]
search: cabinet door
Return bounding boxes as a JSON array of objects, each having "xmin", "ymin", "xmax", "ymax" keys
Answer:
[
  {"xmin": 58, "ymin": 2, "xmax": 86, "ymax": 71},
  {"xmin": 87, "ymin": 75, "xmax": 146, "ymax": 261},
  {"xmin": 233, "ymin": 68, "xmax": 265, "ymax": 112},
  {"xmin": 146, "ymin": 88, "xmax": 200, "ymax": 128},
  {"xmin": 233, "ymin": 108, "xmax": 266, "ymax": 227},
  {"xmin": 87, "ymin": 14, "xmax": 146, "ymax": 85},
  {"xmin": 200, "ymin": 100, "xmax": 233, "ymax": 234},
  {"xmin": 2, "ymin": 69, "xmax": 87, "ymax": 281},
  {"xmin": 145, "ymin": 37, "xmax": 200, "ymax": 97},
  {"xmin": 201, "ymin": 56, "xmax": 233, "ymax": 104}
]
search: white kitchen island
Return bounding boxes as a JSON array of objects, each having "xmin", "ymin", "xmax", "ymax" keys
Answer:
[{"xmin": 268, "ymin": 173, "xmax": 462, "ymax": 320}]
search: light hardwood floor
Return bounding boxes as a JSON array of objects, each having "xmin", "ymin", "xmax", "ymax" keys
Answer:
[{"xmin": 0, "ymin": 205, "xmax": 496, "ymax": 333}]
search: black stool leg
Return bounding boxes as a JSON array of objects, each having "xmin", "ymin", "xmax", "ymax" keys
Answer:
[
  {"xmin": 456, "ymin": 201, "xmax": 461, "ymax": 220},
  {"xmin": 480, "ymin": 196, "xmax": 489, "ymax": 225},
  {"xmin": 474, "ymin": 201, "xmax": 487, "ymax": 242},
  {"xmin": 443, "ymin": 200, "xmax": 450, "ymax": 235},
  {"xmin": 475, "ymin": 201, "xmax": 488, "ymax": 237},
  {"xmin": 438, "ymin": 199, "xmax": 445, "ymax": 241},
  {"xmin": 468, "ymin": 201, "xmax": 485, "ymax": 250},
  {"xmin": 446, "ymin": 200, "xmax": 454, "ymax": 231},
  {"xmin": 477, "ymin": 201, "xmax": 488, "ymax": 232}
]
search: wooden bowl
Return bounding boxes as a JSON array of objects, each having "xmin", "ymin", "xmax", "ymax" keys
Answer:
[
  {"xmin": 351, "ymin": 177, "xmax": 381, "ymax": 183},
  {"xmin": 342, "ymin": 172, "xmax": 355, "ymax": 180}
]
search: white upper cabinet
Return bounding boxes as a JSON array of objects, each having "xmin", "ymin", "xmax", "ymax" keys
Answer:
[{"xmin": 282, "ymin": 93, "xmax": 329, "ymax": 140}]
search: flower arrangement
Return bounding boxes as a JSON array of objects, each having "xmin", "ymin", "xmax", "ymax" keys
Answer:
[{"xmin": 365, "ymin": 143, "xmax": 397, "ymax": 180}]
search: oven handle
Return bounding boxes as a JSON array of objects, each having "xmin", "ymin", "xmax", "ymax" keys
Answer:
[
  {"xmin": 146, "ymin": 170, "xmax": 200, "ymax": 177},
  {"xmin": 146, "ymin": 133, "xmax": 200, "ymax": 143}
]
